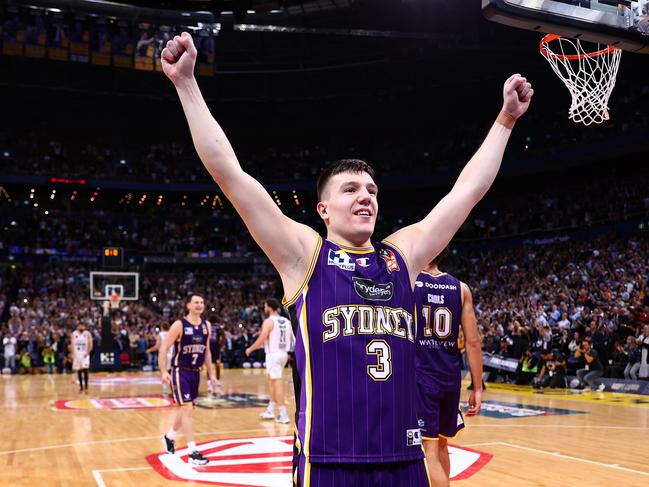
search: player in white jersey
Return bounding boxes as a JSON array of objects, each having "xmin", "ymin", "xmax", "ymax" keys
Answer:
[
  {"xmin": 146, "ymin": 322, "xmax": 173, "ymax": 395},
  {"xmin": 246, "ymin": 298, "xmax": 294, "ymax": 424},
  {"xmin": 70, "ymin": 322, "xmax": 93, "ymax": 393}
]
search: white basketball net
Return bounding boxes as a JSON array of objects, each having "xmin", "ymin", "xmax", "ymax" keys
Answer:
[
  {"xmin": 540, "ymin": 35, "xmax": 621, "ymax": 126},
  {"xmin": 109, "ymin": 293, "xmax": 122, "ymax": 309}
]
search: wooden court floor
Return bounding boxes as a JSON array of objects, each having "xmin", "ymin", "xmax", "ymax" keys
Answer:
[{"xmin": 1, "ymin": 368, "xmax": 648, "ymax": 486}]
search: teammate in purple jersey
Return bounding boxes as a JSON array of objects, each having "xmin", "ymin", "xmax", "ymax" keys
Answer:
[
  {"xmin": 162, "ymin": 32, "xmax": 533, "ymax": 486},
  {"xmin": 415, "ymin": 248, "xmax": 483, "ymax": 486},
  {"xmin": 159, "ymin": 294, "xmax": 217, "ymax": 466}
]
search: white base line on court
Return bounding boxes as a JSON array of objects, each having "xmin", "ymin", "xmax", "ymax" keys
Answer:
[
  {"xmin": 93, "ymin": 468, "xmax": 151, "ymax": 487},
  {"xmin": 469, "ymin": 441, "xmax": 649, "ymax": 477},
  {"xmin": 0, "ymin": 427, "xmax": 273, "ymax": 456}
]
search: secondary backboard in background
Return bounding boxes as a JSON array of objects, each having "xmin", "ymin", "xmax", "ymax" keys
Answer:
[
  {"xmin": 482, "ymin": 0, "xmax": 649, "ymax": 53},
  {"xmin": 90, "ymin": 271, "xmax": 139, "ymax": 301}
]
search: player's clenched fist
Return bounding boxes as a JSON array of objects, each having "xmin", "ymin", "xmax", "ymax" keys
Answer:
[
  {"xmin": 161, "ymin": 32, "xmax": 197, "ymax": 85},
  {"xmin": 502, "ymin": 73, "xmax": 534, "ymax": 120}
]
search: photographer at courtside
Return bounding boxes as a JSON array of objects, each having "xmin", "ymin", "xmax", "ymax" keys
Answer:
[{"xmin": 575, "ymin": 339, "xmax": 605, "ymax": 391}]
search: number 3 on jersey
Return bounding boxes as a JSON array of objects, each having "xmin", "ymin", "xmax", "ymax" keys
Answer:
[
  {"xmin": 422, "ymin": 306, "xmax": 452, "ymax": 339},
  {"xmin": 366, "ymin": 339, "xmax": 392, "ymax": 381}
]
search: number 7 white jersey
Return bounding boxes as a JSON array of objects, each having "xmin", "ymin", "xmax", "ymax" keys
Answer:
[{"xmin": 265, "ymin": 315, "xmax": 293, "ymax": 353}]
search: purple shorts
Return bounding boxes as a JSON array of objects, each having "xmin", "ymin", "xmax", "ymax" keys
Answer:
[
  {"xmin": 417, "ymin": 382, "xmax": 465, "ymax": 440},
  {"xmin": 294, "ymin": 454, "xmax": 430, "ymax": 487},
  {"xmin": 209, "ymin": 341, "xmax": 222, "ymax": 363},
  {"xmin": 171, "ymin": 367, "xmax": 200, "ymax": 405}
]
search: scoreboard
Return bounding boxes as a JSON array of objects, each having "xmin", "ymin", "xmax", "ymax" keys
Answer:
[{"xmin": 102, "ymin": 247, "xmax": 124, "ymax": 268}]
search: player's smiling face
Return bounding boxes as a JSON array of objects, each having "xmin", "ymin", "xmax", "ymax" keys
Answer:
[
  {"xmin": 317, "ymin": 171, "xmax": 378, "ymax": 247},
  {"xmin": 187, "ymin": 296, "xmax": 204, "ymax": 315}
]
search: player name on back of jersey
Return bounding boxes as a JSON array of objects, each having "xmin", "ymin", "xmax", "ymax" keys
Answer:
[{"xmin": 322, "ymin": 304, "xmax": 414, "ymax": 343}]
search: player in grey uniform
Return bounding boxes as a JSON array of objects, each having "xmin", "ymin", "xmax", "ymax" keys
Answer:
[
  {"xmin": 161, "ymin": 32, "xmax": 533, "ymax": 486},
  {"xmin": 246, "ymin": 298, "xmax": 294, "ymax": 424}
]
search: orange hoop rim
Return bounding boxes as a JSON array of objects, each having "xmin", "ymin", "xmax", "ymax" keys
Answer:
[{"xmin": 540, "ymin": 34, "xmax": 619, "ymax": 61}]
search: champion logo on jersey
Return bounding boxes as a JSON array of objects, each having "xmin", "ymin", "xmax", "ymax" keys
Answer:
[
  {"xmin": 379, "ymin": 248, "xmax": 400, "ymax": 273},
  {"xmin": 327, "ymin": 249, "xmax": 355, "ymax": 271},
  {"xmin": 184, "ymin": 327, "xmax": 194, "ymax": 335},
  {"xmin": 418, "ymin": 418, "xmax": 426, "ymax": 428},
  {"xmin": 356, "ymin": 257, "xmax": 371, "ymax": 267}
]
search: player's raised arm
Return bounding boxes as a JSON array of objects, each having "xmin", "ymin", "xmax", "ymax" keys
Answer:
[
  {"xmin": 161, "ymin": 33, "xmax": 317, "ymax": 293},
  {"xmin": 387, "ymin": 74, "xmax": 533, "ymax": 282},
  {"xmin": 460, "ymin": 283, "xmax": 483, "ymax": 416}
]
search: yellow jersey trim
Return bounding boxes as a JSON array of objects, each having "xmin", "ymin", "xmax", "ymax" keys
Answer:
[
  {"xmin": 327, "ymin": 239, "xmax": 375, "ymax": 254},
  {"xmin": 299, "ymin": 287, "xmax": 313, "ymax": 485},
  {"xmin": 438, "ymin": 426, "xmax": 465, "ymax": 440},
  {"xmin": 283, "ymin": 237, "xmax": 322, "ymax": 308},
  {"xmin": 422, "ymin": 455, "xmax": 432, "ymax": 486}
]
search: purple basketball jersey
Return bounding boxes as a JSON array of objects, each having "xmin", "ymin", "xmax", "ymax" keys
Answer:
[
  {"xmin": 414, "ymin": 272, "xmax": 463, "ymax": 390},
  {"xmin": 286, "ymin": 238, "xmax": 423, "ymax": 464},
  {"xmin": 172, "ymin": 318, "xmax": 209, "ymax": 369}
]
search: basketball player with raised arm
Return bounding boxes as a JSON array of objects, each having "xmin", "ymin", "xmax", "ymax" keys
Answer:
[
  {"xmin": 71, "ymin": 322, "xmax": 92, "ymax": 393},
  {"xmin": 161, "ymin": 32, "xmax": 532, "ymax": 486},
  {"xmin": 159, "ymin": 295, "xmax": 216, "ymax": 465},
  {"xmin": 414, "ymin": 248, "xmax": 483, "ymax": 486},
  {"xmin": 245, "ymin": 298, "xmax": 294, "ymax": 424}
]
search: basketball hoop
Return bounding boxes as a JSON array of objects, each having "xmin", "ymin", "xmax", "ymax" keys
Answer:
[
  {"xmin": 109, "ymin": 292, "xmax": 122, "ymax": 310},
  {"xmin": 540, "ymin": 34, "xmax": 622, "ymax": 126}
]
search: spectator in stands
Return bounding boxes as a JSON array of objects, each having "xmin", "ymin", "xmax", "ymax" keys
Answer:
[
  {"xmin": 18, "ymin": 348, "xmax": 32, "ymax": 374},
  {"xmin": 624, "ymin": 335, "xmax": 641, "ymax": 380},
  {"xmin": 638, "ymin": 324, "xmax": 649, "ymax": 379},
  {"xmin": 557, "ymin": 313, "xmax": 571, "ymax": 331},
  {"xmin": 605, "ymin": 340, "xmax": 628, "ymax": 379},
  {"xmin": 575, "ymin": 339, "xmax": 605, "ymax": 391},
  {"xmin": 3, "ymin": 332, "xmax": 17, "ymax": 372}
]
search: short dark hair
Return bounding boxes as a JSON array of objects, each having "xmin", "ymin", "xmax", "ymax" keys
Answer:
[
  {"xmin": 431, "ymin": 246, "xmax": 450, "ymax": 266},
  {"xmin": 265, "ymin": 298, "xmax": 281, "ymax": 311},
  {"xmin": 316, "ymin": 159, "xmax": 376, "ymax": 201},
  {"xmin": 186, "ymin": 294, "xmax": 203, "ymax": 305}
]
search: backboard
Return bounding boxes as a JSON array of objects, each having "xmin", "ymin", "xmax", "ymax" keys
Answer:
[
  {"xmin": 482, "ymin": 0, "xmax": 649, "ymax": 53},
  {"xmin": 90, "ymin": 271, "xmax": 139, "ymax": 301}
]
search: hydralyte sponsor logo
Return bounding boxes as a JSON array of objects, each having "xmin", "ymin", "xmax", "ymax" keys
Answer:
[{"xmin": 352, "ymin": 277, "xmax": 393, "ymax": 301}]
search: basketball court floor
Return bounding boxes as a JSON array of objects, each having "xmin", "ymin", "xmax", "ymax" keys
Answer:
[{"xmin": 1, "ymin": 368, "xmax": 648, "ymax": 486}]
